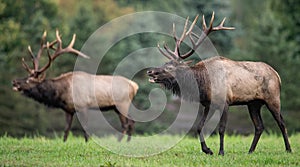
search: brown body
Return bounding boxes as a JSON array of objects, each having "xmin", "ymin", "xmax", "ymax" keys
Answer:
[
  {"xmin": 60, "ymin": 71, "xmax": 138, "ymax": 112},
  {"xmin": 202, "ymin": 56, "xmax": 281, "ymax": 106},
  {"xmin": 13, "ymin": 71, "xmax": 138, "ymax": 142},
  {"xmin": 12, "ymin": 30, "xmax": 138, "ymax": 142},
  {"xmin": 147, "ymin": 13, "xmax": 291, "ymax": 155}
]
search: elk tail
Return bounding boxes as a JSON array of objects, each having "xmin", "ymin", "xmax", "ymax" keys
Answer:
[
  {"xmin": 273, "ymin": 69, "xmax": 281, "ymax": 86},
  {"xmin": 129, "ymin": 80, "xmax": 139, "ymax": 97}
]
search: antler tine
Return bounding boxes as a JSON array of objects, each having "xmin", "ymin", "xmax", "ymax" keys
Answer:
[
  {"xmin": 68, "ymin": 34, "xmax": 76, "ymax": 48},
  {"xmin": 196, "ymin": 12, "xmax": 235, "ymax": 46},
  {"xmin": 37, "ymin": 31, "xmax": 47, "ymax": 60},
  {"xmin": 180, "ymin": 12, "xmax": 235, "ymax": 59},
  {"xmin": 212, "ymin": 17, "xmax": 235, "ymax": 31},
  {"xmin": 170, "ymin": 22, "xmax": 180, "ymax": 59},
  {"xmin": 22, "ymin": 57, "xmax": 34, "ymax": 74},
  {"xmin": 56, "ymin": 29, "xmax": 62, "ymax": 50},
  {"xmin": 178, "ymin": 15, "xmax": 199, "ymax": 59},
  {"xmin": 40, "ymin": 31, "xmax": 47, "ymax": 47},
  {"xmin": 33, "ymin": 31, "xmax": 50, "ymax": 71},
  {"xmin": 62, "ymin": 47, "xmax": 90, "ymax": 59},
  {"xmin": 28, "ymin": 45, "xmax": 41, "ymax": 71},
  {"xmin": 65, "ymin": 34, "xmax": 90, "ymax": 59},
  {"xmin": 163, "ymin": 43, "xmax": 178, "ymax": 59},
  {"xmin": 208, "ymin": 11, "xmax": 215, "ymax": 31},
  {"xmin": 174, "ymin": 16, "xmax": 190, "ymax": 56},
  {"xmin": 159, "ymin": 15, "xmax": 202, "ymax": 60},
  {"xmin": 27, "ymin": 46, "xmax": 36, "ymax": 68},
  {"xmin": 27, "ymin": 46, "xmax": 35, "ymax": 59},
  {"xmin": 202, "ymin": 14, "xmax": 207, "ymax": 30},
  {"xmin": 36, "ymin": 31, "xmax": 60, "ymax": 73},
  {"xmin": 50, "ymin": 30, "xmax": 90, "ymax": 61},
  {"xmin": 191, "ymin": 32, "xmax": 200, "ymax": 39},
  {"xmin": 172, "ymin": 23, "xmax": 178, "ymax": 42},
  {"xmin": 179, "ymin": 16, "xmax": 189, "ymax": 42},
  {"xmin": 47, "ymin": 40, "xmax": 58, "ymax": 50},
  {"xmin": 22, "ymin": 30, "xmax": 90, "ymax": 78},
  {"xmin": 186, "ymin": 16, "xmax": 200, "ymax": 47},
  {"xmin": 186, "ymin": 15, "xmax": 199, "ymax": 35},
  {"xmin": 37, "ymin": 42, "xmax": 53, "ymax": 74},
  {"xmin": 157, "ymin": 43, "xmax": 174, "ymax": 60}
]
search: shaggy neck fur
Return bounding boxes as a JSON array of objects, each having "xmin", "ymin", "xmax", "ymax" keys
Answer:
[
  {"xmin": 162, "ymin": 64, "xmax": 211, "ymax": 104},
  {"xmin": 23, "ymin": 79, "xmax": 69, "ymax": 109}
]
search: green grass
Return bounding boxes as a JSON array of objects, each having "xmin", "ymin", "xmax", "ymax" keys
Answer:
[{"xmin": 0, "ymin": 134, "xmax": 299, "ymax": 166}]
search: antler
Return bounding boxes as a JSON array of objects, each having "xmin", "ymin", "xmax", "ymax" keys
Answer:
[
  {"xmin": 22, "ymin": 30, "xmax": 89, "ymax": 77},
  {"xmin": 157, "ymin": 15, "xmax": 198, "ymax": 60},
  {"xmin": 158, "ymin": 12, "xmax": 235, "ymax": 60}
]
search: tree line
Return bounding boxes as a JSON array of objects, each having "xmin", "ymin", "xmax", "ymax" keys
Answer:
[{"xmin": 0, "ymin": 0, "xmax": 299, "ymax": 137}]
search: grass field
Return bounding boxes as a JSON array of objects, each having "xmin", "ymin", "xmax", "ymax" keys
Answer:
[{"xmin": 0, "ymin": 134, "xmax": 299, "ymax": 166}]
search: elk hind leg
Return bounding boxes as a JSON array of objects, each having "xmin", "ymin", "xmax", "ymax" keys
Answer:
[
  {"xmin": 126, "ymin": 117, "xmax": 135, "ymax": 142},
  {"xmin": 115, "ymin": 102, "xmax": 131, "ymax": 142},
  {"xmin": 266, "ymin": 101, "xmax": 292, "ymax": 152},
  {"xmin": 116, "ymin": 113, "xmax": 128, "ymax": 142}
]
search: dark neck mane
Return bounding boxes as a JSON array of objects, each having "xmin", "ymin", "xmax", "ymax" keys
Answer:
[
  {"xmin": 162, "ymin": 64, "xmax": 210, "ymax": 103},
  {"xmin": 23, "ymin": 79, "xmax": 69, "ymax": 109}
]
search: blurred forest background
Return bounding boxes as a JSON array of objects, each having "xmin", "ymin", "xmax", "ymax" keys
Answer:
[{"xmin": 0, "ymin": 0, "xmax": 299, "ymax": 138}]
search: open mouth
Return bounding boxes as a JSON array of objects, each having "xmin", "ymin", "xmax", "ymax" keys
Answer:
[
  {"xmin": 12, "ymin": 86, "xmax": 20, "ymax": 91},
  {"xmin": 147, "ymin": 72, "xmax": 159, "ymax": 83},
  {"xmin": 147, "ymin": 71, "xmax": 165, "ymax": 84},
  {"xmin": 148, "ymin": 77, "xmax": 156, "ymax": 83},
  {"xmin": 12, "ymin": 81, "xmax": 21, "ymax": 91},
  {"xmin": 147, "ymin": 70, "xmax": 156, "ymax": 83},
  {"xmin": 148, "ymin": 75, "xmax": 165, "ymax": 83}
]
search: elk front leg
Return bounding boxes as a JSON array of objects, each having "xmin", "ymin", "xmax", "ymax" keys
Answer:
[
  {"xmin": 218, "ymin": 103, "xmax": 229, "ymax": 156},
  {"xmin": 248, "ymin": 102, "xmax": 264, "ymax": 153},
  {"xmin": 115, "ymin": 102, "xmax": 131, "ymax": 142},
  {"xmin": 64, "ymin": 112, "xmax": 74, "ymax": 142},
  {"xmin": 198, "ymin": 106, "xmax": 213, "ymax": 155}
]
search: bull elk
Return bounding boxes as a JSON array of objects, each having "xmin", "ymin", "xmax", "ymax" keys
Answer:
[
  {"xmin": 147, "ymin": 12, "xmax": 292, "ymax": 155},
  {"xmin": 12, "ymin": 30, "xmax": 138, "ymax": 142}
]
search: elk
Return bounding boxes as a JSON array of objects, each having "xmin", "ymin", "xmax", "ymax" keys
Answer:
[
  {"xmin": 12, "ymin": 30, "xmax": 138, "ymax": 142},
  {"xmin": 147, "ymin": 12, "xmax": 292, "ymax": 155}
]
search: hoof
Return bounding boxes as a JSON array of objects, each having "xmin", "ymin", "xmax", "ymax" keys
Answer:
[
  {"xmin": 218, "ymin": 151, "xmax": 224, "ymax": 156},
  {"xmin": 203, "ymin": 148, "xmax": 213, "ymax": 155}
]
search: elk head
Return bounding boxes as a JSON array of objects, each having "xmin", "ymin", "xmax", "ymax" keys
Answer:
[
  {"xmin": 12, "ymin": 30, "xmax": 89, "ymax": 93},
  {"xmin": 147, "ymin": 12, "xmax": 235, "ymax": 87}
]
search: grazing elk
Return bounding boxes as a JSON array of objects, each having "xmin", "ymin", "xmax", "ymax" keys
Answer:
[
  {"xmin": 12, "ymin": 30, "xmax": 138, "ymax": 142},
  {"xmin": 147, "ymin": 12, "xmax": 292, "ymax": 155}
]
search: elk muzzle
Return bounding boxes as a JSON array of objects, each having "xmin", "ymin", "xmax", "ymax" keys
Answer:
[
  {"xmin": 147, "ymin": 68, "xmax": 159, "ymax": 83},
  {"xmin": 12, "ymin": 79, "xmax": 21, "ymax": 91},
  {"xmin": 147, "ymin": 69, "xmax": 155, "ymax": 83},
  {"xmin": 147, "ymin": 68, "xmax": 169, "ymax": 83}
]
